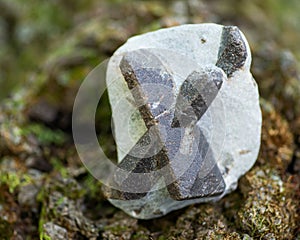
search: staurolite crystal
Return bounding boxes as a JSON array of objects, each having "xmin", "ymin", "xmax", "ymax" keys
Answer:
[{"xmin": 104, "ymin": 24, "xmax": 262, "ymax": 219}]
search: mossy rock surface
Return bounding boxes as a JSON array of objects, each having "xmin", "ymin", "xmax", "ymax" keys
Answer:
[{"xmin": 0, "ymin": 0, "xmax": 299, "ymax": 239}]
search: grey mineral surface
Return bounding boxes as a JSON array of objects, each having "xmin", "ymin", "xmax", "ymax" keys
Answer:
[{"xmin": 104, "ymin": 23, "xmax": 262, "ymax": 219}]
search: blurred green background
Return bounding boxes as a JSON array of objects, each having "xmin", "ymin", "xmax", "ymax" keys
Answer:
[{"xmin": 0, "ymin": 0, "xmax": 300, "ymax": 100}]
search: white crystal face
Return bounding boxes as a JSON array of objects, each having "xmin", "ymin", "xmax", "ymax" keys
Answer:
[{"xmin": 105, "ymin": 23, "xmax": 262, "ymax": 219}]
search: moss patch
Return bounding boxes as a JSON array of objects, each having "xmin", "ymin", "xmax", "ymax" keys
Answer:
[
  {"xmin": 238, "ymin": 167, "xmax": 298, "ymax": 239},
  {"xmin": 21, "ymin": 123, "xmax": 66, "ymax": 146}
]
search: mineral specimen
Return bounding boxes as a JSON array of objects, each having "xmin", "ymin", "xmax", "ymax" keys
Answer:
[{"xmin": 104, "ymin": 23, "xmax": 262, "ymax": 219}]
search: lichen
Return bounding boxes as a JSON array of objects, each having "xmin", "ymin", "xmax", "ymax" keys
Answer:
[
  {"xmin": 237, "ymin": 166, "xmax": 298, "ymax": 239},
  {"xmin": 236, "ymin": 101, "xmax": 299, "ymax": 239},
  {"xmin": 167, "ymin": 204, "xmax": 242, "ymax": 240},
  {"xmin": 102, "ymin": 212, "xmax": 150, "ymax": 240},
  {"xmin": 38, "ymin": 176, "xmax": 99, "ymax": 239},
  {"xmin": 258, "ymin": 99, "xmax": 295, "ymax": 171}
]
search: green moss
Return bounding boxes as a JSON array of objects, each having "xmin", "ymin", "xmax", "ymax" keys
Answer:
[
  {"xmin": 101, "ymin": 212, "xmax": 145, "ymax": 239},
  {"xmin": 38, "ymin": 176, "xmax": 85, "ymax": 203},
  {"xmin": 55, "ymin": 196, "xmax": 65, "ymax": 206},
  {"xmin": 40, "ymin": 233, "xmax": 52, "ymax": 240},
  {"xmin": 104, "ymin": 225, "xmax": 130, "ymax": 233},
  {"xmin": 38, "ymin": 203, "xmax": 53, "ymax": 240},
  {"xmin": 157, "ymin": 236, "xmax": 167, "ymax": 240},
  {"xmin": 37, "ymin": 177, "xmax": 99, "ymax": 238},
  {"xmin": 132, "ymin": 232, "xmax": 152, "ymax": 240},
  {"xmin": 237, "ymin": 167, "xmax": 298, "ymax": 239},
  {"xmin": 0, "ymin": 172, "xmax": 31, "ymax": 193},
  {"xmin": 21, "ymin": 123, "xmax": 66, "ymax": 146},
  {"xmin": 50, "ymin": 158, "xmax": 68, "ymax": 178},
  {"xmin": 167, "ymin": 205, "xmax": 242, "ymax": 239},
  {"xmin": 82, "ymin": 174, "xmax": 102, "ymax": 199}
]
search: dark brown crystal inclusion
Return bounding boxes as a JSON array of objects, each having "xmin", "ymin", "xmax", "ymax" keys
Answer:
[{"xmin": 103, "ymin": 48, "xmax": 229, "ymax": 201}]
